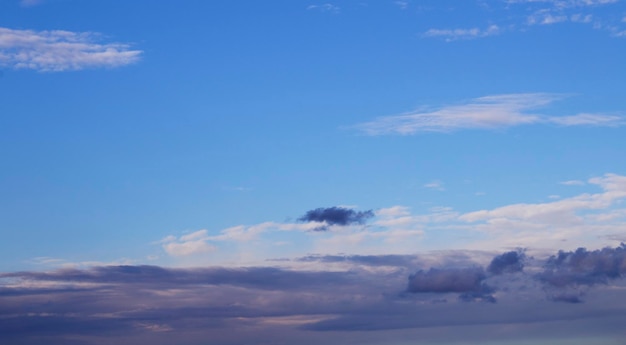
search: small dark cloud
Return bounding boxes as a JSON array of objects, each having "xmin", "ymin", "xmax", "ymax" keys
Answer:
[
  {"xmin": 407, "ymin": 267, "xmax": 495, "ymax": 303},
  {"xmin": 549, "ymin": 293, "xmax": 584, "ymax": 304},
  {"xmin": 536, "ymin": 244, "xmax": 626, "ymax": 288},
  {"xmin": 298, "ymin": 207, "xmax": 374, "ymax": 231},
  {"xmin": 487, "ymin": 250, "xmax": 525, "ymax": 275}
]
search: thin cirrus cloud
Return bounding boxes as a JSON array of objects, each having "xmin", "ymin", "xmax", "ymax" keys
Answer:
[
  {"xmin": 354, "ymin": 93, "xmax": 624, "ymax": 135},
  {"xmin": 422, "ymin": 25, "xmax": 501, "ymax": 41},
  {"xmin": 0, "ymin": 27, "xmax": 142, "ymax": 72},
  {"xmin": 423, "ymin": 0, "xmax": 624, "ymax": 40}
]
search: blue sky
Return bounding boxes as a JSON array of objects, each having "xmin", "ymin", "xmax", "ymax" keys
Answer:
[{"xmin": 1, "ymin": 0, "xmax": 626, "ymax": 344}]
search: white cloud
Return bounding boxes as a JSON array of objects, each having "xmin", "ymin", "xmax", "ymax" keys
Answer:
[
  {"xmin": 157, "ymin": 175, "xmax": 626, "ymax": 260},
  {"xmin": 571, "ymin": 13, "xmax": 593, "ymax": 23},
  {"xmin": 528, "ymin": 11, "xmax": 569, "ymax": 25},
  {"xmin": 423, "ymin": 25, "xmax": 500, "ymax": 41},
  {"xmin": 161, "ymin": 230, "xmax": 216, "ymax": 257},
  {"xmin": 394, "ymin": 1, "xmax": 409, "ymax": 10},
  {"xmin": 560, "ymin": 180, "xmax": 586, "ymax": 186},
  {"xmin": 307, "ymin": 4, "xmax": 340, "ymax": 14},
  {"xmin": 0, "ymin": 27, "xmax": 141, "ymax": 72},
  {"xmin": 548, "ymin": 113, "xmax": 624, "ymax": 126},
  {"xmin": 424, "ymin": 180, "xmax": 445, "ymax": 191},
  {"xmin": 458, "ymin": 173, "xmax": 626, "ymax": 249},
  {"xmin": 354, "ymin": 93, "xmax": 624, "ymax": 135},
  {"xmin": 507, "ymin": 0, "xmax": 619, "ymax": 7}
]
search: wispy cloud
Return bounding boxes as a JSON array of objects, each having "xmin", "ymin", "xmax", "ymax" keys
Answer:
[
  {"xmin": 19, "ymin": 0, "xmax": 43, "ymax": 7},
  {"xmin": 506, "ymin": 0, "xmax": 619, "ymax": 7},
  {"xmin": 423, "ymin": 25, "xmax": 500, "ymax": 41},
  {"xmin": 394, "ymin": 1, "xmax": 410, "ymax": 10},
  {"xmin": 160, "ymin": 230, "xmax": 216, "ymax": 257},
  {"xmin": 423, "ymin": 180, "xmax": 445, "ymax": 191},
  {"xmin": 307, "ymin": 3, "xmax": 340, "ymax": 14},
  {"xmin": 0, "ymin": 27, "xmax": 141, "ymax": 71},
  {"xmin": 421, "ymin": 0, "xmax": 624, "ymax": 40},
  {"xmin": 560, "ymin": 179, "xmax": 586, "ymax": 186},
  {"xmin": 354, "ymin": 93, "xmax": 624, "ymax": 135}
]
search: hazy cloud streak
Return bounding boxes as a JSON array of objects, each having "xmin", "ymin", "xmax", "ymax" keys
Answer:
[
  {"xmin": 0, "ymin": 27, "xmax": 141, "ymax": 71},
  {"xmin": 355, "ymin": 94, "xmax": 624, "ymax": 135}
]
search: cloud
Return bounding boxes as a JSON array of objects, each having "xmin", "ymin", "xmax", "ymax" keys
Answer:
[
  {"xmin": 394, "ymin": 1, "xmax": 409, "ymax": 10},
  {"xmin": 407, "ymin": 267, "xmax": 496, "ymax": 302},
  {"xmin": 417, "ymin": 0, "xmax": 624, "ymax": 40},
  {"xmin": 506, "ymin": 0, "xmax": 619, "ymax": 7},
  {"xmin": 160, "ymin": 230, "xmax": 215, "ymax": 257},
  {"xmin": 547, "ymin": 113, "xmax": 625, "ymax": 126},
  {"xmin": 354, "ymin": 93, "xmax": 624, "ymax": 135},
  {"xmin": 461, "ymin": 174, "xmax": 626, "ymax": 224},
  {"xmin": 0, "ymin": 27, "xmax": 141, "ymax": 71},
  {"xmin": 549, "ymin": 293, "xmax": 584, "ymax": 303},
  {"xmin": 298, "ymin": 206, "xmax": 374, "ymax": 230},
  {"xmin": 423, "ymin": 25, "xmax": 501, "ymax": 41},
  {"xmin": 423, "ymin": 180, "xmax": 445, "ymax": 191},
  {"xmin": 487, "ymin": 250, "xmax": 526, "ymax": 275},
  {"xmin": 527, "ymin": 10, "xmax": 569, "ymax": 25},
  {"xmin": 536, "ymin": 244, "xmax": 626, "ymax": 288},
  {"xmin": 296, "ymin": 254, "xmax": 419, "ymax": 268},
  {"xmin": 306, "ymin": 3, "xmax": 340, "ymax": 14},
  {"xmin": 3, "ymin": 249, "xmax": 626, "ymax": 343},
  {"xmin": 560, "ymin": 179, "xmax": 586, "ymax": 186}
]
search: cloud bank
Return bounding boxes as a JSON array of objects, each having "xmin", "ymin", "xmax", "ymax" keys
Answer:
[{"xmin": 3, "ymin": 246, "xmax": 626, "ymax": 344}]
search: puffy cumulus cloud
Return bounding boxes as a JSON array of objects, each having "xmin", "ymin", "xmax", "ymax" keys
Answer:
[
  {"xmin": 0, "ymin": 27, "xmax": 141, "ymax": 71},
  {"xmin": 354, "ymin": 94, "xmax": 624, "ymax": 135},
  {"xmin": 298, "ymin": 206, "xmax": 374, "ymax": 231}
]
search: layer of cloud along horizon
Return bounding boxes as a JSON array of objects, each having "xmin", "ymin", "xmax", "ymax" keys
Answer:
[{"xmin": 1, "ymin": 245, "xmax": 625, "ymax": 344}]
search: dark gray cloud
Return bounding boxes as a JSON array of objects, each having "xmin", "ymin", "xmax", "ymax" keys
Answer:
[
  {"xmin": 549, "ymin": 293, "xmax": 584, "ymax": 304},
  {"xmin": 1, "ymin": 265, "xmax": 353, "ymax": 291},
  {"xmin": 3, "ymin": 248, "xmax": 626, "ymax": 344},
  {"xmin": 536, "ymin": 244, "xmax": 626, "ymax": 288},
  {"xmin": 298, "ymin": 207, "xmax": 374, "ymax": 231},
  {"xmin": 407, "ymin": 267, "xmax": 495, "ymax": 303},
  {"xmin": 487, "ymin": 250, "xmax": 525, "ymax": 275},
  {"xmin": 296, "ymin": 254, "xmax": 419, "ymax": 268}
]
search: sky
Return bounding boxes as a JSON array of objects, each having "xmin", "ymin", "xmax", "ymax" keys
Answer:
[{"xmin": 1, "ymin": 0, "xmax": 626, "ymax": 344}]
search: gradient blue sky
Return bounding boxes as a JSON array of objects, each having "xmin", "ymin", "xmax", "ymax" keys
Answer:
[{"xmin": 1, "ymin": 1, "xmax": 626, "ymax": 344}]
